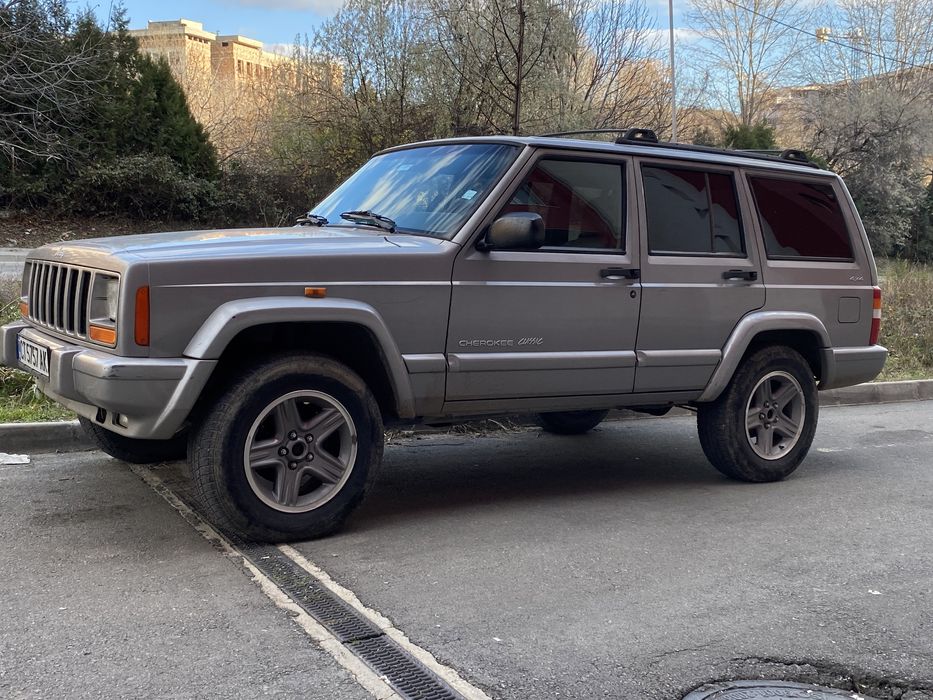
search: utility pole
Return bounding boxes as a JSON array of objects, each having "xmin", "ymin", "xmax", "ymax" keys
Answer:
[{"xmin": 669, "ymin": 0, "xmax": 677, "ymax": 142}]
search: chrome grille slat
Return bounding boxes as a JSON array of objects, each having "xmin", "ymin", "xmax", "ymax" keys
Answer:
[
  {"xmin": 40, "ymin": 264, "xmax": 50, "ymax": 324},
  {"xmin": 47, "ymin": 264, "xmax": 54, "ymax": 325},
  {"xmin": 26, "ymin": 261, "xmax": 94, "ymax": 340},
  {"xmin": 52, "ymin": 265, "xmax": 63, "ymax": 329},
  {"xmin": 78, "ymin": 270, "xmax": 90, "ymax": 336},
  {"xmin": 28, "ymin": 264, "xmax": 38, "ymax": 322},
  {"xmin": 32, "ymin": 263, "xmax": 40, "ymax": 323},
  {"xmin": 64, "ymin": 267, "xmax": 76, "ymax": 334}
]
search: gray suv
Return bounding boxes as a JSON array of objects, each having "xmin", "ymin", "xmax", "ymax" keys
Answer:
[{"xmin": 1, "ymin": 129, "xmax": 886, "ymax": 541}]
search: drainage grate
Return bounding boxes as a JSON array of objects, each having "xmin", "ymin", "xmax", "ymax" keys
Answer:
[
  {"xmin": 228, "ymin": 538, "xmax": 462, "ymax": 700},
  {"xmin": 240, "ymin": 542, "xmax": 382, "ymax": 643},
  {"xmin": 683, "ymin": 680, "xmax": 881, "ymax": 699},
  {"xmin": 349, "ymin": 636, "xmax": 462, "ymax": 700}
]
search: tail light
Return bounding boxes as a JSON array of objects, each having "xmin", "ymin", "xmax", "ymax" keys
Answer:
[{"xmin": 869, "ymin": 286, "xmax": 881, "ymax": 345}]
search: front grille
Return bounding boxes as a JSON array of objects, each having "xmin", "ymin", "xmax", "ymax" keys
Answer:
[{"xmin": 26, "ymin": 262, "xmax": 93, "ymax": 339}]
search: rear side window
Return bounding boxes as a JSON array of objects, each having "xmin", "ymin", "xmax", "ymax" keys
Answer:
[
  {"xmin": 749, "ymin": 177, "xmax": 854, "ymax": 260},
  {"xmin": 642, "ymin": 165, "xmax": 745, "ymax": 256}
]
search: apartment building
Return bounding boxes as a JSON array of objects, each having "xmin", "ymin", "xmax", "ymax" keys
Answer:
[{"xmin": 129, "ymin": 19, "xmax": 337, "ymax": 156}]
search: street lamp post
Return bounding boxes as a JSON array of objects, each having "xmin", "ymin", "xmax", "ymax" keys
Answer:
[{"xmin": 669, "ymin": 0, "xmax": 677, "ymax": 142}]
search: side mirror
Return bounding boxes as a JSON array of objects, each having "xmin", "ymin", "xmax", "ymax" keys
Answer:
[{"xmin": 481, "ymin": 212, "xmax": 545, "ymax": 250}]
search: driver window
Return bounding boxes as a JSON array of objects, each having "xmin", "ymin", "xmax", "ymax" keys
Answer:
[{"xmin": 502, "ymin": 159, "xmax": 625, "ymax": 251}]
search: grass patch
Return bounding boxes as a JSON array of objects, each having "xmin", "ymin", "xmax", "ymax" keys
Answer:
[
  {"xmin": 877, "ymin": 259, "xmax": 933, "ymax": 381},
  {"xmin": 0, "ymin": 290, "xmax": 75, "ymax": 424}
]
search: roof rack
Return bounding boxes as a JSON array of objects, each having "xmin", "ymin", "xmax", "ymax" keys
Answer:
[
  {"xmin": 537, "ymin": 128, "xmax": 821, "ymax": 169},
  {"xmin": 540, "ymin": 128, "xmax": 660, "ymax": 144}
]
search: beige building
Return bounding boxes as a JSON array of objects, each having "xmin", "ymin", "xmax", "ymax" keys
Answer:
[{"xmin": 129, "ymin": 19, "xmax": 338, "ymax": 156}]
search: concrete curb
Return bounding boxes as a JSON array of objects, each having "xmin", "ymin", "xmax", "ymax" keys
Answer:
[
  {"xmin": 2, "ymin": 379, "xmax": 931, "ymax": 454},
  {"xmin": 0, "ymin": 420, "xmax": 91, "ymax": 454},
  {"xmin": 819, "ymin": 378, "xmax": 933, "ymax": 406}
]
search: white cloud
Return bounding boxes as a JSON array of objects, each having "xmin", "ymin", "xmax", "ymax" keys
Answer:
[
  {"xmin": 224, "ymin": 0, "xmax": 344, "ymax": 16},
  {"xmin": 264, "ymin": 42, "xmax": 295, "ymax": 56},
  {"xmin": 646, "ymin": 27, "xmax": 703, "ymax": 44}
]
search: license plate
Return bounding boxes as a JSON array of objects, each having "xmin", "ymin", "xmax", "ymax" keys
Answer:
[{"xmin": 16, "ymin": 336, "xmax": 50, "ymax": 378}]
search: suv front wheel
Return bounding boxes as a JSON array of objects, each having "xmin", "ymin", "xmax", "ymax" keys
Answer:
[
  {"xmin": 189, "ymin": 353, "xmax": 384, "ymax": 541},
  {"xmin": 697, "ymin": 346, "xmax": 818, "ymax": 482},
  {"xmin": 79, "ymin": 416, "xmax": 187, "ymax": 464}
]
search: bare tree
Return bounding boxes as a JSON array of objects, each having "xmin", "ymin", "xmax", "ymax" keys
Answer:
[
  {"xmin": 556, "ymin": 0, "xmax": 663, "ymax": 131},
  {"xmin": 687, "ymin": 0, "xmax": 816, "ymax": 127},
  {"xmin": 795, "ymin": 0, "xmax": 933, "ymax": 256},
  {"xmin": 313, "ymin": 0, "xmax": 435, "ymax": 153},
  {"xmin": 819, "ymin": 0, "xmax": 933, "ymax": 84},
  {"xmin": 432, "ymin": 0, "xmax": 570, "ymax": 135},
  {"xmin": 0, "ymin": 0, "xmax": 103, "ymax": 163}
]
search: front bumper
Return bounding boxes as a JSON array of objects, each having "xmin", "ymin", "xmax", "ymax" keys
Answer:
[{"xmin": 1, "ymin": 321, "xmax": 215, "ymax": 439}]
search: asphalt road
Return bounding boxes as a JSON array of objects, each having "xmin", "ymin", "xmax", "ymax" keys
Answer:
[
  {"xmin": 0, "ymin": 248, "xmax": 27, "ymax": 283},
  {"xmin": 0, "ymin": 450, "xmax": 370, "ymax": 699},
  {"xmin": 3, "ymin": 401, "xmax": 933, "ymax": 699}
]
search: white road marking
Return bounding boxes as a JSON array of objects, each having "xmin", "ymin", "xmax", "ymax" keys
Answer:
[
  {"xmin": 279, "ymin": 544, "xmax": 493, "ymax": 700},
  {"xmin": 129, "ymin": 465, "xmax": 401, "ymax": 700}
]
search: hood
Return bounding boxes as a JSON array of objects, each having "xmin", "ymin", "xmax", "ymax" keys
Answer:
[{"xmin": 29, "ymin": 225, "xmax": 448, "ymax": 266}]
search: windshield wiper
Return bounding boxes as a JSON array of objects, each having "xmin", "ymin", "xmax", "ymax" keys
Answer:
[
  {"xmin": 340, "ymin": 210, "xmax": 396, "ymax": 233},
  {"xmin": 296, "ymin": 212, "xmax": 328, "ymax": 226}
]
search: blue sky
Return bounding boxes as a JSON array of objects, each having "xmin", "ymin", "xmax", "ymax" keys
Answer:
[
  {"xmin": 93, "ymin": 0, "xmax": 689, "ymax": 49},
  {"xmin": 98, "ymin": 0, "xmax": 345, "ymax": 46}
]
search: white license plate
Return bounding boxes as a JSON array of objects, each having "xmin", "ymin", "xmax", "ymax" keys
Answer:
[{"xmin": 17, "ymin": 336, "xmax": 50, "ymax": 378}]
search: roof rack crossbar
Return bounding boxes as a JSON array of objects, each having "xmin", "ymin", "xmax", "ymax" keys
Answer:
[
  {"xmin": 540, "ymin": 128, "xmax": 659, "ymax": 144},
  {"xmin": 537, "ymin": 128, "xmax": 821, "ymax": 169}
]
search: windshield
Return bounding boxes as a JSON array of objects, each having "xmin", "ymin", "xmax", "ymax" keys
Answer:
[{"xmin": 311, "ymin": 143, "xmax": 519, "ymax": 239}]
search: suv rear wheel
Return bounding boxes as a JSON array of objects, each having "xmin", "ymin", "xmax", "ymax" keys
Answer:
[
  {"xmin": 697, "ymin": 346, "xmax": 818, "ymax": 482},
  {"xmin": 189, "ymin": 353, "xmax": 383, "ymax": 541},
  {"xmin": 537, "ymin": 409, "xmax": 609, "ymax": 435}
]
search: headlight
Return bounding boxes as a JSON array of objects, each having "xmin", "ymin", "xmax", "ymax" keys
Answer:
[{"xmin": 105, "ymin": 277, "xmax": 119, "ymax": 322}]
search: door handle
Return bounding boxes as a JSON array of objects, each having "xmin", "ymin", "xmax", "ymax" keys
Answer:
[
  {"xmin": 722, "ymin": 269, "xmax": 758, "ymax": 281},
  {"xmin": 600, "ymin": 267, "xmax": 640, "ymax": 280}
]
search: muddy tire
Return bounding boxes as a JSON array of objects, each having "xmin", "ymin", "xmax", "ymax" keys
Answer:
[
  {"xmin": 188, "ymin": 353, "xmax": 383, "ymax": 542},
  {"xmin": 79, "ymin": 416, "xmax": 187, "ymax": 464},
  {"xmin": 537, "ymin": 409, "xmax": 609, "ymax": 435},
  {"xmin": 697, "ymin": 346, "xmax": 818, "ymax": 482}
]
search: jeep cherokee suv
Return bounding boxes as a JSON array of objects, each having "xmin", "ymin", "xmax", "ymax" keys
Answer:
[{"xmin": 1, "ymin": 129, "xmax": 887, "ymax": 541}]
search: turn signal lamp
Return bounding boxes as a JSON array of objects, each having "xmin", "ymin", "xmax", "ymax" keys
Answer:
[
  {"xmin": 89, "ymin": 324, "xmax": 117, "ymax": 345},
  {"xmin": 135, "ymin": 286, "xmax": 150, "ymax": 346}
]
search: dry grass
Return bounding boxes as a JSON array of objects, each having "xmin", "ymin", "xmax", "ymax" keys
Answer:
[{"xmin": 877, "ymin": 259, "xmax": 933, "ymax": 381}]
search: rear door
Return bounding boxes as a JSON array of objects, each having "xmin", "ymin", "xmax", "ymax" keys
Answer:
[
  {"xmin": 745, "ymin": 171, "xmax": 875, "ymax": 349},
  {"xmin": 633, "ymin": 159, "xmax": 765, "ymax": 392},
  {"xmin": 444, "ymin": 151, "xmax": 641, "ymax": 405}
]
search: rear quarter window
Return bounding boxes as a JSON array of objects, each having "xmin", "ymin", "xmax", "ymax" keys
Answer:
[{"xmin": 748, "ymin": 176, "xmax": 854, "ymax": 260}]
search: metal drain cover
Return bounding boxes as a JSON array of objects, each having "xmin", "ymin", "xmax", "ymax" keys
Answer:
[{"xmin": 683, "ymin": 680, "xmax": 880, "ymax": 700}]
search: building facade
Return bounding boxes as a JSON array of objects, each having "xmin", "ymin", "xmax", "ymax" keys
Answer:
[{"xmin": 129, "ymin": 19, "xmax": 337, "ymax": 157}]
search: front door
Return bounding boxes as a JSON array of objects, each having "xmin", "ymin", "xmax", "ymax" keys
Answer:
[{"xmin": 444, "ymin": 152, "xmax": 641, "ymax": 406}]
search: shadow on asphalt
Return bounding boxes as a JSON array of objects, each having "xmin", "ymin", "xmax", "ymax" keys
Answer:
[{"xmin": 345, "ymin": 419, "xmax": 846, "ymax": 533}]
